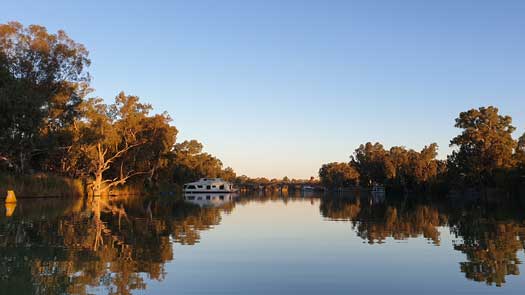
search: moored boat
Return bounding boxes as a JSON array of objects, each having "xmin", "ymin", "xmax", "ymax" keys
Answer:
[{"xmin": 183, "ymin": 178, "xmax": 236, "ymax": 193}]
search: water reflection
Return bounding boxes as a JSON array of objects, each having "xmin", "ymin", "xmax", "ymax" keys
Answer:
[
  {"xmin": 320, "ymin": 193, "xmax": 525, "ymax": 287},
  {"xmin": 0, "ymin": 196, "xmax": 228, "ymax": 294},
  {"xmin": 320, "ymin": 194, "xmax": 446, "ymax": 245},
  {"xmin": 4, "ymin": 202, "xmax": 15, "ymax": 217},
  {"xmin": 183, "ymin": 193, "xmax": 238, "ymax": 208},
  {"xmin": 1, "ymin": 193, "xmax": 525, "ymax": 293}
]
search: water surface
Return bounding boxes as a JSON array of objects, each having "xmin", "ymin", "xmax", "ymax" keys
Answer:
[{"xmin": 1, "ymin": 193, "xmax": 525, "ymax": 294}]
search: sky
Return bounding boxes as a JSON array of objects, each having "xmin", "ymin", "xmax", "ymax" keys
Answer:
[{"xmin": 2, "ymin": 0, "xmax": 525, "ymax": 179}]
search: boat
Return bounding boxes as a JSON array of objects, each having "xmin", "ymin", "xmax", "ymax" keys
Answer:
[{"xmin": 183, "ymin": 178, "xmax": 236, "ymax": 193}]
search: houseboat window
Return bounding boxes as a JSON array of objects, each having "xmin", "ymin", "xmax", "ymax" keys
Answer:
[
  {"xmin": 188, "ymin": 185, "xmax": 196, "ymax": 189},
  {"xmin": 197, "ymin": 196, "xmax": 202, "ymax": 200},
  {"xmin": 219, "ymin": 195, "xmax": 224, "ymax": 200},
  {"xmin": 212, "ymin": 185, "xmax": 216, "ymax": 188},
  {"xmin": 187, "ymin": 196, "xmax": 195, "ymax": 200},
  {"xmin": 207, "ymin": 185, "xmax": 211, "ymax": 189},
  {"xmin": 197, "ymin": 185, "xmax": 203, "ymax": 188},
  {"xmin": 206, "ymin": 196, "xmax": 210, "ymax": 200},
  {"xmin": 219, "ymin": 185, "xmax": 225, "ymax": 190}
]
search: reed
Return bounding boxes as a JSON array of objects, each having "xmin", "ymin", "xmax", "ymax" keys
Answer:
[{"xmin": 0, "ymin": 173, "xmax": 85, "ymax": 198}]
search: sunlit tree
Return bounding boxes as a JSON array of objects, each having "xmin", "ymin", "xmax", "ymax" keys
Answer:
[{"xmin": 448, "ymin": 106, "xmax": 516, "ymax": 186}]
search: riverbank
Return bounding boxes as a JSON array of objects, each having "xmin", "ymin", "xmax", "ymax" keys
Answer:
[{"xmin": 0, "ymin": 173, "xmax": 85, "ymax": 198}]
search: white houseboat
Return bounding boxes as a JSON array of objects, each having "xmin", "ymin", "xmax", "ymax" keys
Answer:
[{"xmin": 183, "ymin": 178, "xmax": 236, "ymax": 193}]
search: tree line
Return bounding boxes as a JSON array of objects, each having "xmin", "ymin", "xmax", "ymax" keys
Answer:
[
  {"xmin": 320, "ymin": 106, "xmax": 525, "ymax": 194},
  {"xmin": 0, "ymin": 22, "xmax": 236, "ymax": 196}
]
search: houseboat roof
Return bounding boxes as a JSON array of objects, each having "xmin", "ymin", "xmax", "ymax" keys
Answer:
[{"xmin": 185, "ymin": 178, "xmax": 230, "ymax": 185}]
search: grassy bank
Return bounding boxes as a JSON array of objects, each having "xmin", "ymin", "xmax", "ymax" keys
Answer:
[{"xmin": 0, "ymin": 173, "xmax": 85, "ymax": 198}]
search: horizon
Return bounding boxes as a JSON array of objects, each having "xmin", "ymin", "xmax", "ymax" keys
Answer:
[{"xmin": 2, "ymin": 0, "xmax": 525, "ymax": 179}]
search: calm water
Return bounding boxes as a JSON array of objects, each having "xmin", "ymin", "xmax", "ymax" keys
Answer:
[{"xmin": 1, "ymin": 192, "xmax": 525, "ymax": 294}]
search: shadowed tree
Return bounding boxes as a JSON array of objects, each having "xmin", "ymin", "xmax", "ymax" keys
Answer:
[
  {"xmin": 0, "ymin": 21, "xmax": 90, "ymax": 172},
  {"xmin": 515, "ymin": 133, "xmax": 525, "ymax": 168}
]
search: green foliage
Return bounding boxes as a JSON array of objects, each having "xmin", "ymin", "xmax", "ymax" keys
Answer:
[
  {"xmin": 351, "ymin": 142, "xmax": 389, "ymax": 186},
  {"xmin": 171, "ymin": 140, "xmax": 230, "ymax": 184},
  {"xmin": 448, "ymin": 106, "xmax": 517, "ymax": 187},
  {"xmin": 220, "ymin": 167, "xmax": 237, "ymax": 182},
  {"xmin": 319, "ymin": 162, "xmax": 359, "ymax": 189},
  {"xmin": 0, "ymin": 21, "xmax": 90, "ymax": 173},
  {"xmin": 72, "ymin": 93, "xmax": 178, "ymax": 195},
  {"xmin": 349, "ymin": 142, "xmax": 442, "ymax": 191}
]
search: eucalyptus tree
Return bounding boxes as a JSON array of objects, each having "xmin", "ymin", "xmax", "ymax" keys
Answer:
[
  {"xmin": 351, "ymin": 142, "xmax": 390, "ymax": 186},
  {"xmin": 171, "ymin": 140, "xmax": 225, "ymax": 184},
  {"xmin": 0, "ymin": 21, "xmax": 90, "ymax": 172},
  {"xmin": 220, "ymin": 167, "xmax": 236, "ymax": 182},
  {"xmin": 448, "ymin": 106, "xmax": 517, "ymax": 186},
  {"xmin": 348, "ymin": 142, "xmax": 441, "ymax": 190},
  {"xmin": 74, "ymin": 92, "xmax": 176, "ymax": 196},
  {"xmin": 319, "ymin": 162, "xmax": 360, "ymax": 189}
]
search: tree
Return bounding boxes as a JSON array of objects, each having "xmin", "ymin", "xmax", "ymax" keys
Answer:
[
  {"xmin": 448, "ymin": 106, "xmax": 516, "ymax": 186},
  {"xmin": 0, "ymin": 21, "xmax": 90, "ymax": 172},
  {"xmin": 412, "ymin": 143, "xmax": 440, "ymax": 184},
  {"xmin": 172, "ymin": 140, "xmax": 225, "ymax": 184},
  {"xmin": 73, "ymin": 93, "xmax": 175, "ymax": 196},
  {"xmin": 322, "ymin": 142, "xmax": 441, "ymax": 191},
  {"xmin": 319, "ymin": 162, "xmax": 360, "ymax": 189},
  {"xmin": 120, "ymin": 111, "xmax": 178, "ymax": 187},
  {"xmin": 351, "ymin": 142, "xmax": 389, "ymax": 186},
  {"xmin": 220, "ymin": 167, "xmax": 236, "ymax": 182}
]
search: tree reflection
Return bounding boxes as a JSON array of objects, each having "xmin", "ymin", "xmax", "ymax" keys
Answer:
[
  {"xmin": 2, "ymin": 194, "xmax": 525, "ymax": 291},
  {"xmin": 320, "ymin": 194, "xmax": 525, "ymax": 286},
  {"xmin": 0, "ymin": 196, "xmax": 229, "ymax": 294},
  {"xmin": 449, "ymin": 202, "xmax": 525, "ymax": 287},
  {"xmin": 320, "ymin": 195, "xmax": 446, "ymax": 245}
]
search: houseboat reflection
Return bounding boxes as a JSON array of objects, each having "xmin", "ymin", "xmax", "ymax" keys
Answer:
[{"xmin": 183, "ymin": 193, "xmax": 238, "ymax": 208}]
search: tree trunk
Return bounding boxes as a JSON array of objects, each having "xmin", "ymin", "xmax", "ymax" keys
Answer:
[
  {"xmin": 93, "ymin": 171, "xmax": 103, "ymax": 196},
  {"xmin": 92, "ymin": 143, "xmax": 105, "ymax": 196}
]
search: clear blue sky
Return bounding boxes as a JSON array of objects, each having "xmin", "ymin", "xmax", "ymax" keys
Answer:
[{"xmin": 3, "ymin": 0, "xmax": 525, "ymax": 179}]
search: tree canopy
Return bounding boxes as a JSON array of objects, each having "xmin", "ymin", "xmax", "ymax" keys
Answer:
[
  {"xmin": 319, "ymin": 162, "xmax": 359, "ymax": 189},
  {"xmin": 0, "ymin": 21, "xmax": 90, "ymax": 172},
  {"xmin": 448, "ymin": 106, "xmax": 517, "ymax": 186}
]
